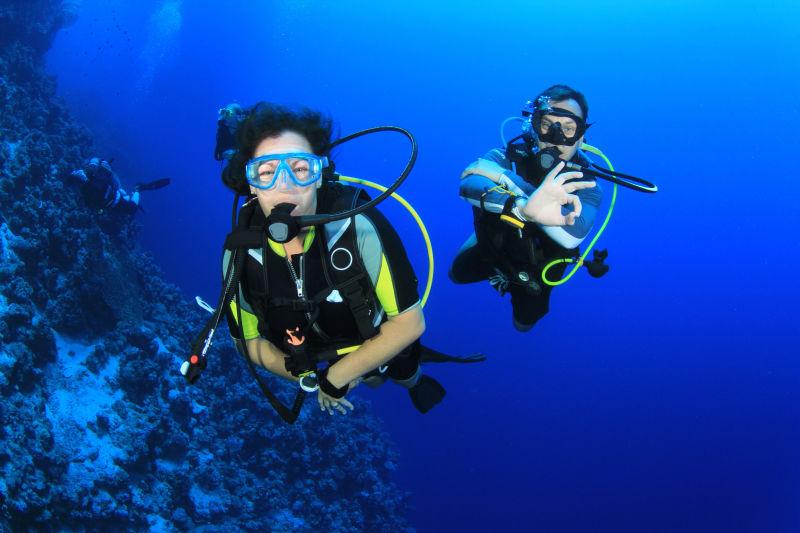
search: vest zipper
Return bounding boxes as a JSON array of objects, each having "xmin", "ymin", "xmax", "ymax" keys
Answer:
[
  {"xmin": 286, "ymin": 253, "xmax": 329, "ymax": 341},
  {"xmin": 287, "ymin": 255, "xmax": 304, "ymax": 298}
]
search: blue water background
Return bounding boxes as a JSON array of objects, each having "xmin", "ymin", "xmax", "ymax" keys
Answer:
[{"xmin": 46, "ymin": 1, "xmax": 800, "ymax": 531}]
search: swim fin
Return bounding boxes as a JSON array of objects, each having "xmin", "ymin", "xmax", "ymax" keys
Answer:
[
  {"xmin": 409, "ymin": 374, "xmax": 446, "ymax": 413},
  {"xmin": 135, "ymin": 178, "xmax": 171, "ymax": 191},
  {"xmin": 420, "ymin": 345, "xmax": 486, "ymax": 364}
]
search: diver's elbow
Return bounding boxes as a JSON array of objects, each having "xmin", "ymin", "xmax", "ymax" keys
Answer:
[
  {"xmin": 409, "ymin": 306, "xmax": 426, "ymax": 341},
  {"xmin": 416, "ymin": 313, "xmax": 427, "ymax": 339},
  {"xmin": 561, "ymin": 237, "xmax": 584, "ymax": 250}
]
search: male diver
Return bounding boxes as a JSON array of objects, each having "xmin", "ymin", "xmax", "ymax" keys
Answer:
[
  {"xmin": 68, "ymin": 157, "xmax": 170, "ymax": 215},
  {"xmin": 450, "ymin": 85, "xmax": 602, "ymax": 332}
]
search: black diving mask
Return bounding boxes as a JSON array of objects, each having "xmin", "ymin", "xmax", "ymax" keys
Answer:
[{"xmin": 524, "ymin": 95, "xmax": 590, "ymax": 146}]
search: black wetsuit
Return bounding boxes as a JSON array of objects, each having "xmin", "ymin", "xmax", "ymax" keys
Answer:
[
  {"xmin": 225, "ymin": 190, "xmax": 422, "ymax": 380},
  {"xmin": 71, "ymin": 159, "xmax": 139, "ymax": 215}
]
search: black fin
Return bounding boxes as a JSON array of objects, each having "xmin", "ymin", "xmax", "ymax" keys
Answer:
[
  {"xmin": 419, "ymin": 345, "xmax": 486, "ymax": 364},
  {"xmin": 409, "ymin": 375, "xmax": 446, "ymax": 413},
  {"xmin": 136, "ymin": 178, "xmax": 171, "ymax": 191}
]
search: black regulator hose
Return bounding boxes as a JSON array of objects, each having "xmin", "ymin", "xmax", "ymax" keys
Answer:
[
  {"xmin": 266, "ymin": 126, "xmax": 418, "ymax": 242},
  {"xmin": 536, "ymin": 147, "xmax": 658, "ymax": 193}
]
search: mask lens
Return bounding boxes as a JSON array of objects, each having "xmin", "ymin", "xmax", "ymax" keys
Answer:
[
  {"xmin": 254, "ymin": 159, "xmax": 279, "ymax": 188},
  {"xmin": 539, "ymin": 115, "xmax": 578, "ymax": 140},
  {"xmin": 246, "ymin": 153, "xmax": 326, "ymax": 190},
  {"xmin": 287, "ymin": 157, "xmax": 317, "ymax": 184}
]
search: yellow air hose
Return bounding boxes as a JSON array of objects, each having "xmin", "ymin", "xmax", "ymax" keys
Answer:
[
  {"xmin": 540, "ymin": 143, "xmax": 618, "ymax": 286},
  {"xmin": 337, "ymin": 175, "xmax": 435, "ymax": 307}
]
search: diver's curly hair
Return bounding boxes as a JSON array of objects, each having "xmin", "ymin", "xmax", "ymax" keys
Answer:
[{"xmin": 222, "ymin": 102, "xmax": 335, "ymax": 194}]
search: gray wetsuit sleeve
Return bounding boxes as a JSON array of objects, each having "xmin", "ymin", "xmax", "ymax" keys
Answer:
[
  {"xmin": 353, "ymin": 214, "xmax": 382, "ymax": 286},
  {"xmin": 353, "ymin": 212, "xmax": 421, "ymax": 316},
  {"xmin": 462, "ymin": 147, "xmax": 604, "ymax": 249},
  {"xmin": 459, "ymin": 174, "xmax": 514, "ymax": 214},
  {"xmin": 459, "ymin": 147, "xmax": 537, "ymax": 213},
  {"xmin": 480, "ymin": 148, "xmax": 536, "ymax": 196}
]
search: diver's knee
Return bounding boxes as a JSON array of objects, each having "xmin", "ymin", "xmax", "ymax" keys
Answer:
[
  {"xmin": 392, "ymin": 364, "xmax": 421, "ymax": 389},
  {"xmin": 512, "ymin": 318, "xmax": 537, "ymax": 333},
  {"xmin": 512, "ymin": 310, "xmax": 547, "ymax": 332},
  {"xmin": 448, "ymin": 265, "xmax": 469, "ymax": 284},
  {"xmin": 386, "ymin": 352, "xmax": 419, "ymax": 382},
  {"xmin": 448, "ymin": 267, "xmax": 459, "ymax": 283}
]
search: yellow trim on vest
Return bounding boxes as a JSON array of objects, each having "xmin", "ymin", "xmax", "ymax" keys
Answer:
[
  {"xmin": 336, "ymin": 345, "xmax": 360, "ymax": 356},
  {"xmin": 267, "ymin": 227, "xmax": 316, "ymax": 257},
  {"xmin": 228, "ymin": 302, "xmax": 261, "ymax": 340},
  {"xmin": 487, "ymin": 184, "xmax": 516, "ymax": 196},
  {"xmin": 500, "ymin": 214, "xmax": 525, "ymax": 229},
  {"xmin": 338, "ymin": 175, "xmax": 435, "ymax": 308},
  {"xmin": 374, "ymin": 253, "xmax": 399, "ymax": 316}
]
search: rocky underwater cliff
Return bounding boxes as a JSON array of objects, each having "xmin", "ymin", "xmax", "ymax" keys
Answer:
[{"xmin": 0, "ymin": 1, "xmax": 411, "ymax": 530}]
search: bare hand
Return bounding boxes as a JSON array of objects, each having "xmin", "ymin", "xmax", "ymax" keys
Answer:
[
  {"xmin": 521, "ymin": 161, "xmax": 596, "ymax": 226},
  {"xmin": 460, "ymin": 158, "xmax": 506, "ymax": 183},
  {"xmin": 318, "ymin": 389, "xmax": 355, "ymax": 416}
]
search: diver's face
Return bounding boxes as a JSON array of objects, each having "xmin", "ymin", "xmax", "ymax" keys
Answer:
[
  {"xmin": 249, "ymin": 131, "xmax": 321, "ymax": 219},
  {"xmin": 537, "ymin": 97, "xmax": 585, "ymax": 161}
]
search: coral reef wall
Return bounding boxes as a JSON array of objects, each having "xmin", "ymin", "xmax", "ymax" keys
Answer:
[{"xmin": 0, "ymin": 1, "xmax": 411, "ymax": 530}]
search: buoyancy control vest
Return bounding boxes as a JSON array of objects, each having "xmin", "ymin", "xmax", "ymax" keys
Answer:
[
  {"xmin": 473, "ymin": 147, "xmax": 586, "ymax": 293},
  {"xmin": 225, "ymin": 182, "xmax": 382, "ymax": 362}
]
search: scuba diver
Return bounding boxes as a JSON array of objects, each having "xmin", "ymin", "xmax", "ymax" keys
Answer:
[
  {"xmin": 451, "ymin": 84, "xmax": 657, "ymax": 332},
  {"xmin": 215, "ymin": 103, "xmax": 246, "ymax": 161},
  {"xmin": 68, "ymin": 157, "xmax": 170, "ymax": 215},
  {"xmin": 184, "ymin": 102, "xmax": 485, "ymax": 421},
  {"xmin": 451, "ymin": 85, "xmax": 601, "ymax": 332}
]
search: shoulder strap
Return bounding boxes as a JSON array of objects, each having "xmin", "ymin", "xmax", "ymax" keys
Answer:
[
  {"xmin": 221, "ymin": 198, "xmax": 273, "ymax": 337},
  {"xmin": 223, "ymin": 198, "xmax": 266, "ymax": 250},
  {"xmin": 319, "ymin": 184, "xmax": 379, "ymax": 340}
]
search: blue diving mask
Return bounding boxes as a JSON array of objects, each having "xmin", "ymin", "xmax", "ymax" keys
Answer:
[{"xmin": 245, "ymin": 152, "xmax": 329, "ymax": 190}]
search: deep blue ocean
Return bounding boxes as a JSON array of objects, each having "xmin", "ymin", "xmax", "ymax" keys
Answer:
[{"xmin": 36, "ymin": 0, "xmax": 800, "ymax": 531}]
